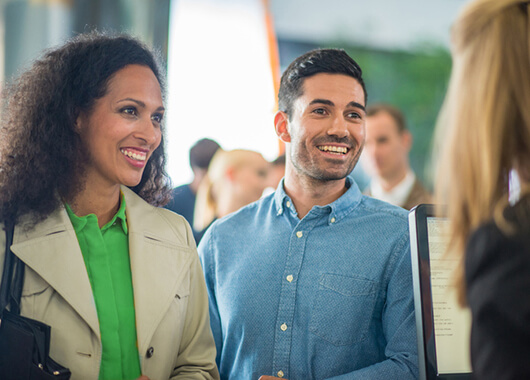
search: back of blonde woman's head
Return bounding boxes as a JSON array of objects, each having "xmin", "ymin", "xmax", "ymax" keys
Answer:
[
  {"xmin": 193, "ymin": 149, "xmax": 266, "ymax": 231},
  {"xmin": 434, "ymin": 0, "xmax": 530, "ymax": 302}
]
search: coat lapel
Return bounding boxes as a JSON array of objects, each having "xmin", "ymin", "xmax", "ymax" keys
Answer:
[
  {"xmin": 122, "ymin": 187, "xmax": 195, "ymax": 355},
  {"xmin": 10, "ymin": 206, "xmax": 100, "ymax": 337},
  {"xmin": 10, "ymin": 188, "xmax": 197, "ymax": 356}
]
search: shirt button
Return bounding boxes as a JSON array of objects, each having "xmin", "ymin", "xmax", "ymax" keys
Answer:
[
  {"xmin": 296, "ymin": 231, "xmax": 303, "ymax": 238},
  {"xmin": 330, "ymin": 217, "xmax": 336, "ymax": 223},
  {"xmin": 277, "ymin": 370, "xmax": 285, "ymax": 378},
  {"xmin": 286, "ymin": 275, "xmax": 293, "ymax": 282},
  {"xmin": 286, "ymin": 201, "xmax": 291, "ymax": 207},
  {"xmin": 280, "ymin": 323, "xmax": 288, "ymax": 331},
  {"xmin": 146, "ymin": 347, "xmax": 154, "ymax": 358}
]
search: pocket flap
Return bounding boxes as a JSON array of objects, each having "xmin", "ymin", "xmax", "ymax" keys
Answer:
[
  {"xmin": 319, "ymin": 273, "xmax": 376, "ymax": 297},
  {"xmin": 21, "ymin": 266, "xmax": 50, "ymax": 296}
]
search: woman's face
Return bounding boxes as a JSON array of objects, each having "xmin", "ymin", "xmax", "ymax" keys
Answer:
[
  {"xmin": 232, "ymin": 153, "xmax": 270, "ymax": 204},
  {"xmin": 76, "ymin": 64, "xmax": 164, "ymax": 190}
]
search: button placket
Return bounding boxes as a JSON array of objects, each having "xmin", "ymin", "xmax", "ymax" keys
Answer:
[{"xmin": 271, "ymin": 217, "xmax": 318, "ymax": 379}]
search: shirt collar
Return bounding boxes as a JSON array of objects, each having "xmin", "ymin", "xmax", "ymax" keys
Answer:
[
  {"xmin": 370, "ymin": 170, "xmax": 415, "ymax": 207},
  {"xmin": 65, "ymin": 192, "xmax": 128, "ymax": 234},
  {"xmin": 273, "ymin": 175, "xmax": 363, "ymax": 224}
]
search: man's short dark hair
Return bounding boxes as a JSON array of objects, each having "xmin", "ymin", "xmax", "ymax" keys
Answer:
[
  {"xmin": 278, "ymin": 48, "xmax": 367, "ymax": 118},
  {"xmin": 190, "ymin": 138, "xmax": 221, "ymax": 170},
  {"xmin": 366, "ymin": 103, "xmax": 407, "ymax": 133}
]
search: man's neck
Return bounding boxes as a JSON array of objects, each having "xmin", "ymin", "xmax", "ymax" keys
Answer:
[{"xmin": 283, "ymin": 172, "xmax": 348, "ymax": 219}]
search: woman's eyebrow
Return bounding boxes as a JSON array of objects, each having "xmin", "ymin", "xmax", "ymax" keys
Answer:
[{"xmin": 117, "ymin": 98, "xmax": 165, "ymax": 111}]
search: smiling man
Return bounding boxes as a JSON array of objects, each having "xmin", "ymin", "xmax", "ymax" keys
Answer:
[{"xmin": 198, "ymin": 49, "xmax": 418, "ymax": 380}]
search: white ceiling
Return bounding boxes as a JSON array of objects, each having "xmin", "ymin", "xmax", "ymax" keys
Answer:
[{"xmin": 270, "ymin": 0, "xmax": 469, "ymax": 50}]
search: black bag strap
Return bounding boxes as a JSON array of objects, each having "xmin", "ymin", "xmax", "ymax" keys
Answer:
[
  {"xmin": 0, "ymin": 221, "xmax": 15, "ymax": 314},
  {"xmin": 0, "ymin": 221, "xmax": 24, "ymax": 316}
]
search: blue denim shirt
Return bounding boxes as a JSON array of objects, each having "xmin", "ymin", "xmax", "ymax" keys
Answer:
[{"xmin": 199, "ymin": 177, "xmax": 418, "ymax": 380}]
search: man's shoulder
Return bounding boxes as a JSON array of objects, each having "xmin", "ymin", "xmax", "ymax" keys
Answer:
[
  {"xmin": 199, "ymin": 194, "xmax": 276, "ymax": 252},
  {"xmin": 171, "ymin": 184, "xmax": 193, "ymax": 196},
  {"xmin": 349, "ymin": 196, "xmax": 410, "ymax": 257},
  {"xmin": 357, "ymin": 194, "xmax": 409, "ymax": 222},
  {"xmin": 346, "ymin": 195, "xmax": 410, "ymax": 246},
  {"xmin": 166, "ymin": 184, "xmax": 195, "ymax": 213},
  {"xmin": 403, "ymin": 178, "xmax": 432, "ymax": 210}
]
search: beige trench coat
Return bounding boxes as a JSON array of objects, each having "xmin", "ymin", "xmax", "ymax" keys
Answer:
[{"xmin": 0, "ymin": 186, "xmax": 219, "ymax": 380}]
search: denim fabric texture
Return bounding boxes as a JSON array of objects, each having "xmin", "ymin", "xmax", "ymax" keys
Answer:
[{"xmin": 198, "ymin": 177, "xmax": 419, "ymax": 380}]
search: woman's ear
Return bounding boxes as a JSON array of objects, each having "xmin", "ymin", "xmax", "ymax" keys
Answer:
[
  {"xmin": 74, "ymin": 112, "xmax": 85, "ymax": 133},
  {"xmin": 274, "ymin": 111, "xmax": 291, "ymax": 143}
]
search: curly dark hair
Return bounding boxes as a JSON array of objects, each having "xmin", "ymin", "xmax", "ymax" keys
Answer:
[{"xmin": 0, "ymin": 31, "xmax": 172, "ymax": 223}]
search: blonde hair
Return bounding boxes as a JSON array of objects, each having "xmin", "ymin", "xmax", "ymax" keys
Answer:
[
  {"xmin": 193, "ymin": 149, "xmax": 265, "ymax": 231},
  {"xmin": 434, "ymin": 0, "xmax": 530, "ymax": 305}
]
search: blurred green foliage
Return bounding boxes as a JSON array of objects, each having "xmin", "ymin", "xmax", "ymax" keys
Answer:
[{"xmin": 345, "ymin": 45, "xmax": 452, "ymax": 188}]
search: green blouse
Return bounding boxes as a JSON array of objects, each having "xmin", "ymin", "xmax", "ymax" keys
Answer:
[{"xmin": 65, "ymin": 196, "xmax": 141, "ymax": 380}]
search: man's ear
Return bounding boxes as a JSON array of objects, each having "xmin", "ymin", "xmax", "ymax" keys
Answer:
[
  {"xmin": 225, "ymin": 166, "xmax": 236, "ymax": 181},
  {"xmin": 274, "ymin": 111, "xmax": 291, "ymax": 143},
  {"xmin": 402, "ymin": 130, "xmax": 413, "ymax": 152}
]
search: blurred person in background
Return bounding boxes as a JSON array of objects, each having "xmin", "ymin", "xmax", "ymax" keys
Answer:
[
  {"xmin": 165, "ymin": 138, "xmax": 221, "ymax": 231},
  {"xmin": 362, "ymin": 103, "xmax": 431, "ymax": 210},
  {"xmin": 434, "ymin": 0, "xmax": 530, "ymax": 378},
  {"xmin": 262, "ymin": 153, "xmax": 286, "ymax": 196},
  {"xmin": 0, "ymin": 32, "xmax": 218, "ymax": 380},
  {"xmin": 193, "ymin": 149, "xmax": 269, "ymax": 243}
]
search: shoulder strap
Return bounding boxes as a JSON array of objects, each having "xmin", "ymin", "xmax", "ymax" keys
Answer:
[
  {"xmin": 0, "ymin": 221, "xmax": 15, "ymax": 314},
  {"xmin": 0, "ymin": 221, "xmax": 24, "ymax": 316}
]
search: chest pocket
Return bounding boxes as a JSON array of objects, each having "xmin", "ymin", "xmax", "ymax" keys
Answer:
[
  {"xmin": 22, "ymin": 265, "xmax": 52, "ymax": 299},
  {"xmin": 14, "ymin": 267, "xmax": 59, "ymax": 323},
  {"xmin": 309, "ymin": 273, "xmax": 377, "ymax": 346},
  {"xmin": 168, "ymin": 274, "xmax": 191, "ymax": 338}
]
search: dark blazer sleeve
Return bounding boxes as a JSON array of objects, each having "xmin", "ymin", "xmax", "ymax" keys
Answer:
[{"xmin": 465, "ymin": 221, "xmax": 530, "ymax": 380}]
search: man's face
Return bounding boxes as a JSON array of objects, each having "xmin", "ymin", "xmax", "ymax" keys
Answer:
[
  {"xmin": 276, "ymin": 73, "xmax": 366, "ymax": 183},
  {"xmin": 362, "ymin": 111, "xmax": 411, "ymax": 181}
]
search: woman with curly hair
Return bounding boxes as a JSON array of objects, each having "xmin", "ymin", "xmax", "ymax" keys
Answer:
[
  {"xmin": 435, "ymin": 0, "xmax": 530, "ymax": 378},
  {"xmin": 0, "ymin": 32, "xmax": 218, "ymax": 380}
]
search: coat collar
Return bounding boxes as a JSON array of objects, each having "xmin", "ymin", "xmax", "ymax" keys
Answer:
[{"xmin": 11, "ymin": 186, "xmax": 195, "ymax": 354}]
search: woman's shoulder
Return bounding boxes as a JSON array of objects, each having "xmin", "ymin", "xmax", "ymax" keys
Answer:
[
  {"xmin": 469, "ymin": 194, "xmax": 530, "ymax": 247},
  {"xmin": 122, "ymin": 187, "xmax": 196, "ymax": 248},
  {"xmin": 504, "ymin": 194, "xmax": 530, "ymax": 231},
  {"xmin": 466, "ymin": 195, "xmax": 530, "ymax": 282}
]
